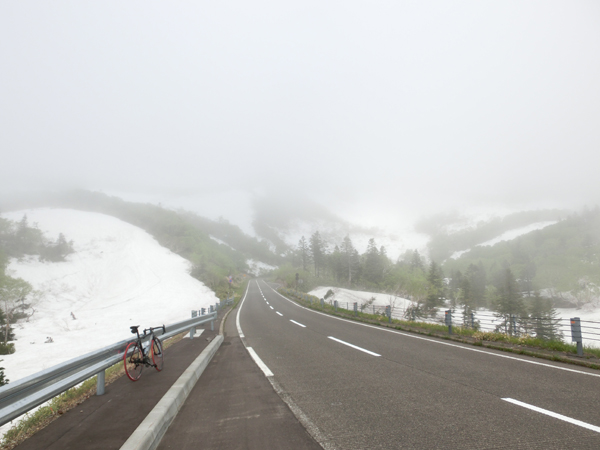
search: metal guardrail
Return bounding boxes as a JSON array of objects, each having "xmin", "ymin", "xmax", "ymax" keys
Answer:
[{"xmin": 0, "ymin": 310, "xmax": 218, "ymax": 427}]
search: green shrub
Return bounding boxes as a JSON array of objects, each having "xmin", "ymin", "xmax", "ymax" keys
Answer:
[{"xmin": 0, "ymin": 343, "xmax": 15, "ymax": 355}]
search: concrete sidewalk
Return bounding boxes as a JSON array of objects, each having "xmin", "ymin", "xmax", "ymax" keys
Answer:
[{"xmin": 156, "ymin": 308, "xmax": 321, "ymax": 450}]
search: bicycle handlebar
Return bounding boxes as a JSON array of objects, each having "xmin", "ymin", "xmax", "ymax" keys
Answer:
[{"xmin": 143, "ymin": 325, "xmax": 166, "ymax": 335}]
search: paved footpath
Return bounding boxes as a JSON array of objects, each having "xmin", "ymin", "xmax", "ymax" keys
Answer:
[
  {"xmin": 156, "ymin": 306, "xmax": 321, "ymax": 450},
  {"xmin": 12, "ymin": 306, "xmax": 320, "ymax": 450}
]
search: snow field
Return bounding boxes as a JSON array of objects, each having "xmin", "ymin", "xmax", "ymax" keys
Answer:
[
  {"xmin": 309, "ymin": 286, "xmax": 413, "ymax": 314},
  {"xmin": 0, "ymin": 208, "xmax": 219, "ymax": 384}
]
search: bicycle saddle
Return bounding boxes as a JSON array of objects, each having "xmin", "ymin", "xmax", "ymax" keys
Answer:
[{"xmin": 130, "ymin": 325, "xmax": 140, "ymax": 334}]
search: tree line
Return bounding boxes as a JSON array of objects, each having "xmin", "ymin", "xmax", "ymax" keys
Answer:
[
  {"xmin": 0, "ymin": 215, "xmax": 75, "ymax": 359},
  {"xmin": 273, "ymin": 231, "xmax": 560, "ymax": 340}
]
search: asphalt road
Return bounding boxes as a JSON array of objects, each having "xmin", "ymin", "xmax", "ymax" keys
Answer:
[{"xmin": 239, "ymin": 279, "xmax": 600, "ymax": 450}]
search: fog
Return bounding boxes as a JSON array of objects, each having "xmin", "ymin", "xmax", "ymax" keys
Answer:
[{"xmin": 1, "ymin": 1, "xmax": 600, "ymax": 229}]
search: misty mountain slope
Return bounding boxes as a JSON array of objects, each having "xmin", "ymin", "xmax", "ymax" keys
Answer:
[
  {"xmin": 0, "ymin": 190, "xmax": 284, "ymax": 290},
  {"xmin": 251, "ymin": 194, "xmax": 429, "ymax": 260},
  {"xmin": 0, "ymin": 208, "xmax": 219, "ymax": 384},
  {"xmin": 449, "ymin": 221, "xmax": 558, "ymax": 259},
  {"xmin": 443, "ymin": 208, "xmax": 600, "ymax": 294},
  {"xmin": 420, "ymin": 209, "xmax": 567, "ymax": 262}
]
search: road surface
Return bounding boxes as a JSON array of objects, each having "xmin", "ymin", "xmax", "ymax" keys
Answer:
[{"xmin": 238, "ymin": 279, "xmax": 600, "ymax": 449}]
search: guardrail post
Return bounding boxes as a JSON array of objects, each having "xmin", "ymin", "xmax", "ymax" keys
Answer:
[
  {"xmin": 386, "ymin": 305, "xmax": 391, "ymax": 323},
  {"xmin": 201, "ymin": 307, "xmax": 206, "ymax": 315},
  {"xmin": 210, "ymin": 305, "xmax": 214, "ymax": 313},
  {"xmin": 354, "ymin": 302, "xmax": 358, "ymax": 316},
  {"xmin": 334, "ymin": 300, "xmax": 338, "ymax": 311},
  {"xmin": 445, "ymin": 309, "xmax": 452, "ymax": 334},
  {"xmin": 189, "ymin": 326, "xmax": 195, "ymax": 339},
  {"xmin": 96, "ymin": 370, "xmax": 105, "ymax": 396},
  {"xmin": 211, "ymin": 319, "xmax": 214, "ymax": 331},
  {"xmin": 571, "ymin": 317, "xmax": 583, "ymax": 356}
]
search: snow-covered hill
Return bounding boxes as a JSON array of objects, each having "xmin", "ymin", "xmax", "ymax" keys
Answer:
[
  {"xmin": 0, "ymin": 208, "xmax": 218, "ymax": 384},
  {"xmin": 450, "ymin": 221, "xmax": 558, "ymax": 259}
]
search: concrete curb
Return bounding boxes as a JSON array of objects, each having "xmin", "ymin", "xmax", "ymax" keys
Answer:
[{"xmin": 119, "ymin": 334, "xmax": 224, "ymax": 450}]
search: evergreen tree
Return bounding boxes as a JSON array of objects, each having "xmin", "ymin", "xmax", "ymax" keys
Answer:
[
  {"xmin": 528, "ymin": 292, "xmax": 562, "ymax": 340},
  {"xmin": 466, "ymin": 263, "xmax": 487, "ymax": 307},
  {"xmin": 340, "ymin": 235, "xmax": 359, "ymax": 285},
  {"xmin": 425, "ymin": 261, "xmax": 445, "ymax": 312},
  {"xmin": 519, "ymin": 261, "xmax": 536, "ymax": 297},
  {"xmin": 492, "ymin": 268, "xmax": 525, "ymax": 335},
  {"xmin": 329, "ymin": 245, "xmax": 344, "ymax": 282},
  {"xmin": 364, "ymin": 238, "xmax": 383, "ymax": 285},
  {"xmin": 309, "ymin": 232, "xmax": 326, "ymax": 277},
  {"xmin": 459, "ymin": 276, "xmax": 476, "ymax": 326},
  {"xmin": 410, "ymin": 250, "xmax": 425, "ymax": 272},
  {"xmin": 447, "ymin": 270, "xmax": 463, "ymax": 308},
  {"xmin": 297, "ymin": 236, "xmax": 310, "ymax": 272}
]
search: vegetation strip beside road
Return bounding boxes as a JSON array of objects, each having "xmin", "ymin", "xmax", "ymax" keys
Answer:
[{"xmin": 277, "ymin": 288, "xmax": 600, "ymax": 371}]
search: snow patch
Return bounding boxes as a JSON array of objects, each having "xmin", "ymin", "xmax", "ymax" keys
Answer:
[
  {"xmin": 0, "ymin": 208, "xmax": 219, "ymax": 384},
  {"xmin": 450, "ymin": 221, "xmax": 557, "ymax": 259},
  {"xmin": 309, "ymin": 286, "xmax": 413, "ymax": 313},
  {"xmin": 246, "ymin": 259, "xmax": 276, "ymax": 277},
  {"xmin": 209, "ymin": 235, "xmax": 235, "ymax": 250}
]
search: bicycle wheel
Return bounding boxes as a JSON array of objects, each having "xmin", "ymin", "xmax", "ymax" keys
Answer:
[
  {"xmin": 151, "ymin": 337, "xmax": 164, "ymax": 372},
  {"xmin": 124, "ymin": 341, "xmax": 144, "ymax": 381}
]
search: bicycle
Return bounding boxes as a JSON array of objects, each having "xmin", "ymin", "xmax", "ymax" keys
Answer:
[{"xmin": 123, "ymin": 325, "xmax": 165, "ymax": 381}]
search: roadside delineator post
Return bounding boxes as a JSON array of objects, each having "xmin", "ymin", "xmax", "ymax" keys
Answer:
[
  {"xmin": 571, "ymin": 317, "xmax": 583, "ymax": 357},
  {"xmin": 334, "ymin": 300, "xmax": 338, "ymax": 312},
  {"xmin": 385, "ymin": 305, "xmax": 391, "ymax": 323},
  {"xmin": 445, "ymin": 309, "xmax": 452, "ymax": 334},
  {"xmin": 321, "ymin": 298, "xmax": 324, "ymax": 308},
  {"xmin": 96, "ymin": 370, "xmax": 105, "ymax": 396},
  {"xmin": 353, "ymin": 302, "xmax": 358, "ymax": 316}
]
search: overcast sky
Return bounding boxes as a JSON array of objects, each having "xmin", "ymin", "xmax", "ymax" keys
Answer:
[{"xmin": 1, "ymin": 1, "xmax": 599, "ymax": 226}]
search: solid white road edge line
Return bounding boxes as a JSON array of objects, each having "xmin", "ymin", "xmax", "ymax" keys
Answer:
[
  {"xmin": 236, "ymin": 281, "xmax": 275, "ymax": 378},
  {"xmin": 328, "ymin": 336, "xmax": 381, "ymax": 357},
  {"xmin": 290, "ymin": 320, "xmax": 306, "ymax": 328},
  {"xmin": 235, "ymin": 282, "xmax": 250, "ymax": 338},
  {"xmin": 247, "ymin": 347, "xmax": 274, "ymax": 377},
  {"xmin": 502, "ymin": 398, "xmax": 600, "ymax": 433},
  {"xmin": 262, "ymin": 281, "xmax": 600, "ymax": 379}
]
